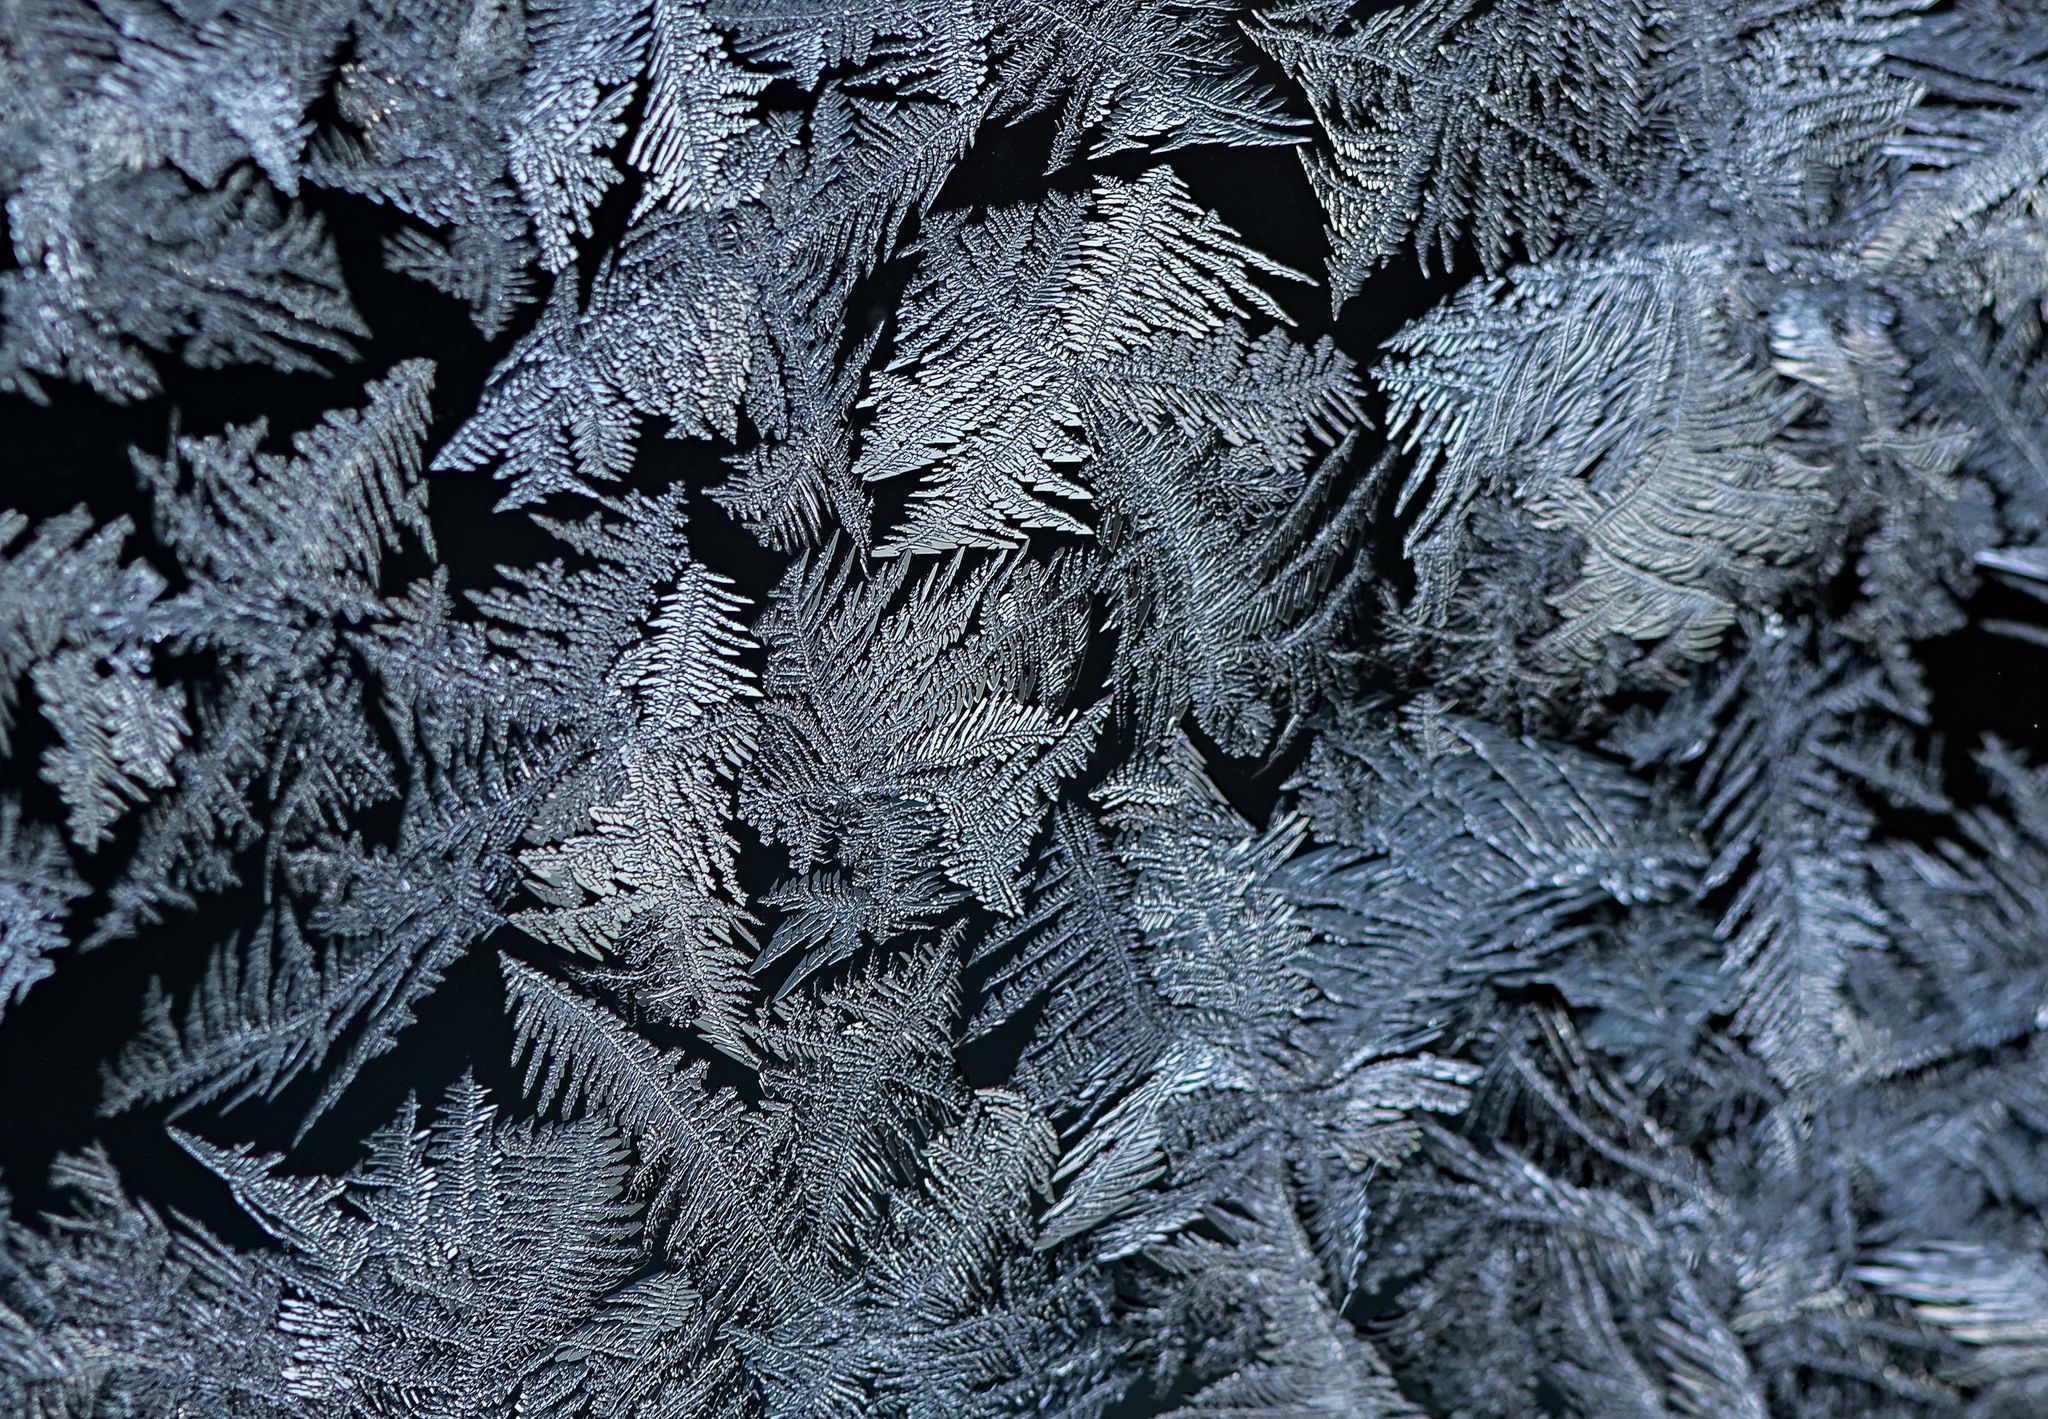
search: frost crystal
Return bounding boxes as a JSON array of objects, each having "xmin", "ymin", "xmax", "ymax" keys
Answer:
[{"xmin": 4, "ymin": 1, "xmax": 2048, "ymax": 1416}]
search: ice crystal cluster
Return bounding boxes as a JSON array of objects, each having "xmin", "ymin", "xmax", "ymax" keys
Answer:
[{"xmin": 2, "ymin": 0, "xmax": 2048, "ymax": 1414}]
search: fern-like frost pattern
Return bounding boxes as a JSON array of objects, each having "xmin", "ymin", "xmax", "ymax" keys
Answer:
[{"xmin": 3, "ymin": 0, "xmax": 2048, "ymax": 1416}]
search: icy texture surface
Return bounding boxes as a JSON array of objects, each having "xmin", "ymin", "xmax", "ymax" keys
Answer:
[{"xmin": 3, "ymin": 1, "xmax": 2048, "ymax": 1415}]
